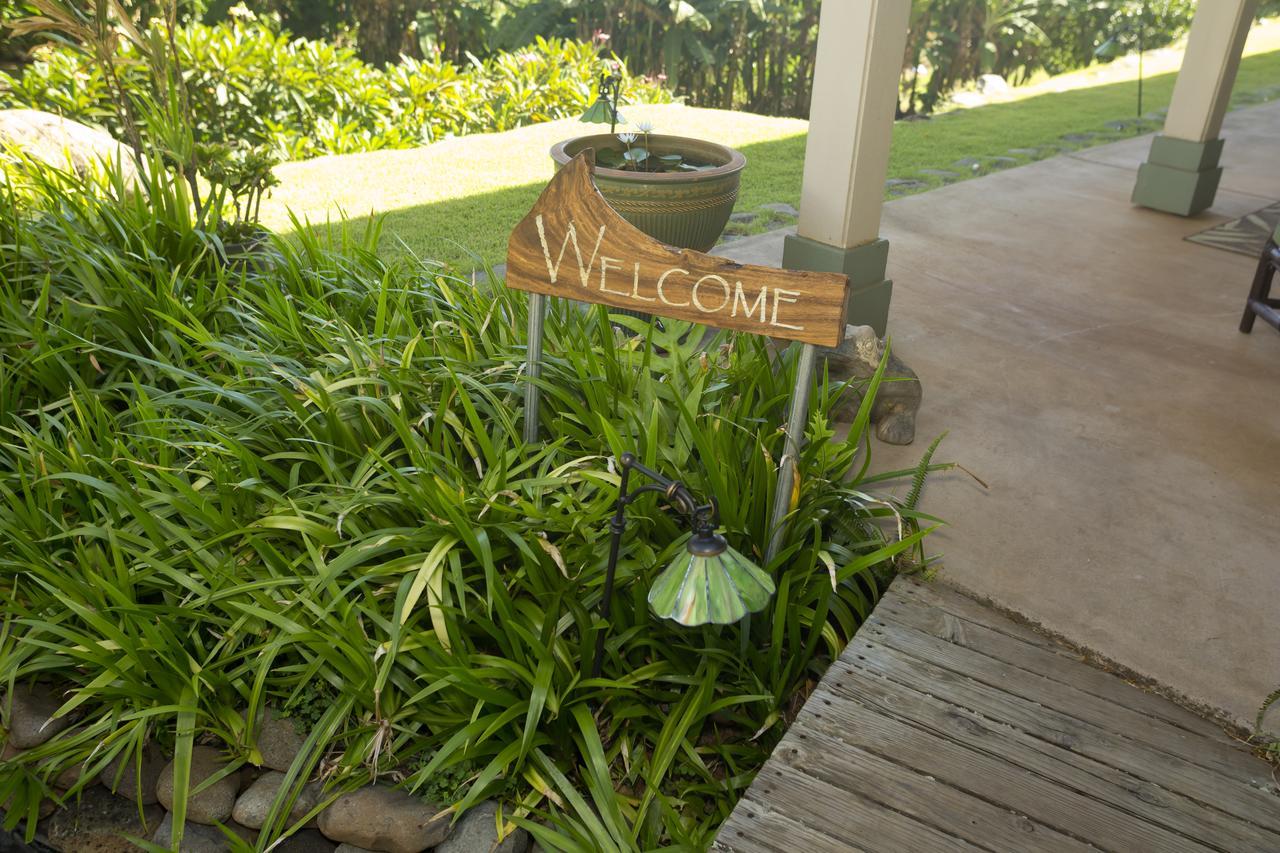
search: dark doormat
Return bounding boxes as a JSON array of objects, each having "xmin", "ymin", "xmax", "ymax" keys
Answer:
[{"xmin": 1185, "ymin": 201, "xmax": 1280, "ymax": 257}]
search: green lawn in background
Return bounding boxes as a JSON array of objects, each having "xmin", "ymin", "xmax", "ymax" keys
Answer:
[{"xmin": 262, "ymin": 48, "xmax": 1280, "ymax": 272}]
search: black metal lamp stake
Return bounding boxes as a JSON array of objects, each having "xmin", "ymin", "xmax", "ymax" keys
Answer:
[
  {"xmin": 1137, "ymin": 0, "xmax": 1146, "ymax": 118},
  {"xmin": 591, "ymin": 453, "xmax": 775, "ymax": 679},
  {"xmin": 1095, "ymin": 1, "xmax": 1147, "ymax": 119}
]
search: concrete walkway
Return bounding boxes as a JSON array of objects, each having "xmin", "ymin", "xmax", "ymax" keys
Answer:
[{"xmin": 719, "ymin": 100, "xmax": 1280, "ymax": 730}]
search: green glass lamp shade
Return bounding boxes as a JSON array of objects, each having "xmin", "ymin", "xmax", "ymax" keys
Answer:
[
  {"xmin": 580, "ymin": 98, "xmax": 624, "ymax": 126},
  {"xmin": 647, "ymin": 532, "xmax": 775, "ymax": 626}
]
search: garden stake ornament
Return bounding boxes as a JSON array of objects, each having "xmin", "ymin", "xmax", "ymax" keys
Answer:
[{"xmin": 591, "ymin": 453, "xmax": 775, "ymax": 678}]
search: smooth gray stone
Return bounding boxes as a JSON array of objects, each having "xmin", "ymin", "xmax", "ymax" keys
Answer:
[
  {"xmin": 317, "ymin": 785, "xmax": 449, "ymax": 853},
  {"xmin": 7, "ymin": 685, "xmax": 75, "ymax": 749},
  {"xmin": 760, "ymin": 202, "xmax": 799, "ymax": 217},
  {"xmin": 952, "ymin": 157, "xmax": 986, "ymax": 172},
  {"xmin": 155, "ymin": 746, "xmax": 239, "ymax": 826},
  {"xmin": 0, "ymin": 109, "xmax": 140, "ymax": 184},
  {"xmin": 231, "ymin": 771, "xmax": 322, "ymax": 829},
  {"xmin": 250, "ymin": 708, "xmax": 307, "ymax": 773},
  {"xmin": 436, "ymin": 801, "xmax": 530, "ymax": 853}
]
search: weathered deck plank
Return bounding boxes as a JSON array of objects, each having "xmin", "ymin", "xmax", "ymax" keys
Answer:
[
  {"xmin": 892, "ymin": 582, "xmax": 1229, "ymax": 738},
  {"xmin": 776, "ymin": 728, "xmax": 1098, "ymax": 852},
  {"xmin": 715, "ymin": 578, "xmax": 1280, "ymax": 852},
  {"xmin": 862, "ymin": 616, "xmax": 1268, "ymax": 783}
]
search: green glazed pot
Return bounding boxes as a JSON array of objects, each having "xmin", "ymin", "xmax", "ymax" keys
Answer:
[{"xmin": 549, "ymin": 134, "xmax": 746, "ymax": 253}]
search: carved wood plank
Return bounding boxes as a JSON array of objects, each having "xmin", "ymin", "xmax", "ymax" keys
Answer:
[{"xmin": 505, "ymin": 152, "xmax": 849, "ymax": 347}]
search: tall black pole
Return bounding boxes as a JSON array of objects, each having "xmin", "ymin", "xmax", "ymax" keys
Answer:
[{"xmin": 592, "ymin": 457, "xmax": 632, "ymax": 678}]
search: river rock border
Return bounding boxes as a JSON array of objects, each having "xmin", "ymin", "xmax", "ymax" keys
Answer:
[{"xmin": 1, "ymin": 686, "xmax": 530, "ymax": 853}]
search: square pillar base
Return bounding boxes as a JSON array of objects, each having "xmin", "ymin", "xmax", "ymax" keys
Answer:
[
  {"xmin": 1132, "ymin": 135, "xmax": 1224, "ymax": 217},
  {"xmin": 782, "ymin": 234, "xmax": 893, "ymax": 336}
]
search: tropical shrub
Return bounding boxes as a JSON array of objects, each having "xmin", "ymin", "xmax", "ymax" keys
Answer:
[
  {"xmin": 0, "ymin": 159, "xmax": 938, "ymax": 850},
  {"xmin": 189, "ymin": 1, "xmax": 1220, "ymax": 119},
  {"xmin": 901, "ymin": 0, "xmax": 1200, "ymax": 115},
  {"xmin": 0, "ymin": 12, "xmax": 671, "ymax": 160},
  {"xmin": 3, "ymin": 0, "xmax": 284, "ymax": 247}
]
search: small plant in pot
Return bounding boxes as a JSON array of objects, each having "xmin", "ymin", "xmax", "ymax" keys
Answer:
[
  {"xmin": 197, "ymin": 141, "xmax": 281, "ymax": 258},
  {"xmin": 551, "ymin": 69, "xmax": 746, "ymax": 254}
]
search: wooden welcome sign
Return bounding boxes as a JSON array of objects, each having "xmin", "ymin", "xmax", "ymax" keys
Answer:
[
  {"xmin": 505, "ymin": 152, "xmax": 849, "ymax": 348},
  {"xmin": 509, "ymin": 150, "xmax": 849, "ymax": 559}
]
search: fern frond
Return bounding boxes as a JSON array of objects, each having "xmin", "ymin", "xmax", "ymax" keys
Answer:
[
  {"xmin": 1257, "ymin": 686, "xmax": 1280, "ymax": 732},
  {"xmin": 904, "ymin": 431, "xmax": 947, "ymax": 511}
]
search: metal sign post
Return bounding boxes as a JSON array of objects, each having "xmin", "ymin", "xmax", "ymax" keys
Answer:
[
  {"xmin": 523, "ymin": 292, "xmax": 546, "ymax": 444},
  {"xmin": 764, "ymin": 342, "xmax": 816, "ymax": 566}
]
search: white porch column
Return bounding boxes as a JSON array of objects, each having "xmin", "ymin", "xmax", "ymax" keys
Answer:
[
  {"xmin": 782, "ymin": 0, "xmax": 911, "ymax": 335},
  {"xmin": 1132, "ymin": 0, "xmax": 1258, "ymax": 216}
]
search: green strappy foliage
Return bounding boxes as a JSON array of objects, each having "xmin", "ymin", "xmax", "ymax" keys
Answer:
[{"xmin": 0, "ymin": 158, "xmax": 940, "ymax": 851}]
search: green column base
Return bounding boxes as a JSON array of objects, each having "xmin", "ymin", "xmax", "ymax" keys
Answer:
[
  {"xmin": 782, "ymin": 234, "xmax": 893, "ymax": 336},
  {"xmin": 1132, "ymin": 135, "xmax": 1224, "ymax": 217}
]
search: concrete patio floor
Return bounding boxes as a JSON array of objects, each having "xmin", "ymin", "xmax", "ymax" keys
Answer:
[{"xmin": 719, "ymin": 99, "xmax": 1280, "ymax": 730}]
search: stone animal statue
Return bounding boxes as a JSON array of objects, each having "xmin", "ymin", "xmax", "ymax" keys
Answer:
[{"xmin": 821, "ymin": 324, "xmax": 922, "ymax": 445}]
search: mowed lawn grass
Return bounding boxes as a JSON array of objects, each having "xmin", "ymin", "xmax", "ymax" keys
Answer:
[
  {"xmin": 261, "ymin": 104, "xmax": 808, "ymax": 269},
  {"xmin": 263, "ymin": 47, "xmax": 1280, "ymax": 271}
]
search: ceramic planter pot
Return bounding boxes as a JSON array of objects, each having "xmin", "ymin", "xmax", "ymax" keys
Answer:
[
  {"xmin": 549, "ymin": 134, "xmax": 746, "ymax": 253},
  {"xmin": 218, "ymin": 226, "xmax": 276, "ymax": 271}
]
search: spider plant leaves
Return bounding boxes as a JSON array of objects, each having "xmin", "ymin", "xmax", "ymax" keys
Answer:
[
  {"xmin": 399, "ymin": 535, "xmax": 458, "ymax": 652},
  {"xmin": 0, "ymin": 157, "xmax": 939, "ymax": 850},
  {"xmin": 166, "ymin": 684, "xmax": 199, "ymax": 852}
]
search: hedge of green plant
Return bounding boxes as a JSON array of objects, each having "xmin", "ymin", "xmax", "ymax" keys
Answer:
[
  {"xmin": 0, "ymin": 157, "xmax": 937, "ymax": 850},
  {"xmin": 0, "ymin": 17, "xmax": 671, "ymax": 160}
]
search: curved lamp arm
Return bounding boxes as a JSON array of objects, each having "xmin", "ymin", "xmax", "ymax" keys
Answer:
[{"xmin": 591, "ymin": 453, "xmax": 771, "ymax": 678}]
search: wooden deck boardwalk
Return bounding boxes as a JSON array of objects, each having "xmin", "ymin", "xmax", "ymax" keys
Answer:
[{"xmin": 714, "ymin": 578, "xmax": 1280, "ymax": 852}]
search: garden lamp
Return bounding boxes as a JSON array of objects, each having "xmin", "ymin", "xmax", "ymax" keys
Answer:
[
  {"xmin": 1094, "ymin": 0, "xmax": 1147, "ymax": 117},
  {"xmin": 591, "ymin": 453, "xmax": 775, "ymax": 678},
  {"xmin": 580, "ymin": 70, "xmax": 625, "ymax": 135}
]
